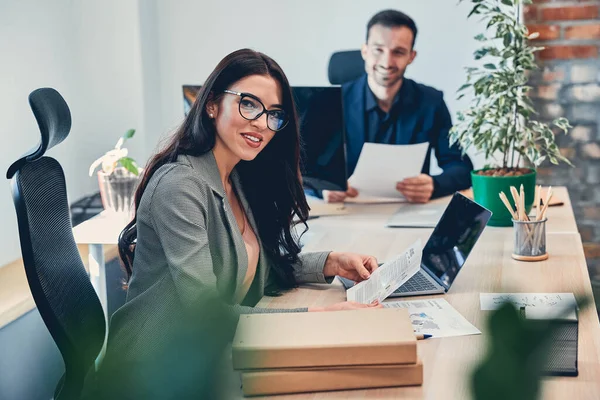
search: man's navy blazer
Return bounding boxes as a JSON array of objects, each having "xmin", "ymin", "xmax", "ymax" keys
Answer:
[{"xmin": 342, "ymin": 74, "xmax": 473, "ymax": 198}]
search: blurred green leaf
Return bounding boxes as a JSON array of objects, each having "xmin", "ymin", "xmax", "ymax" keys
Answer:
[
  {"xmin": 123, "ymin": 129, "xmax": 136, "ymax": 139},
  {"xmin": 472, "ymin": 298, "xmax": 589, "ymax": 400},
  {"xmin": 119, "ymin": 157, "xmax": 139, "ymax": 176}
]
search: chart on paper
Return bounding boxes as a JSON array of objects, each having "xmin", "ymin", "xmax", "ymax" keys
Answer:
[{"xmin": 384, "ymin": 298, "xmax": 481, "ymax": 338}]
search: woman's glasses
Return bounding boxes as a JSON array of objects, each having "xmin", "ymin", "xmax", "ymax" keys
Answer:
[{"xmin": 223, "ymin": 89, "xmax": 289, "ymax": 132}]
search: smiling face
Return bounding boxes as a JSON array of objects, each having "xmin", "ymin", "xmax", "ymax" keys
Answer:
[
  {"xmin": 207, "ymin": 74, "xmax": 284, "ymax": 165},
  {"xmin": 361, "ymin": 24, "xmax": 417, "ymax": 90}
]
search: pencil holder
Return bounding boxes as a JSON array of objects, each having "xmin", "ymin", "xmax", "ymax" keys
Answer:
[{"xmin": 512, "ymin": 218, "xmax": 548, "ymax": 261}]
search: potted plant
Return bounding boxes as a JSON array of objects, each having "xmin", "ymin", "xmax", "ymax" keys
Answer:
[
  {"xmin": 450, "ymin": 0, "xmax": 572, "ymax": 226},
  {"xmin": 88, "ymin": 129, "xmax": 141, "ymax": 214}
]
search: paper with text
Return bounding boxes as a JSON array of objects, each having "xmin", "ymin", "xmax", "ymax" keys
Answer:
[
  {"xmin": 347, "ymin": 239, "xmax": 422, "ymax": 304},
  {"xmin": 479, "ymin": 293, "xmax": 577, "ymax": 311},
  {"xmin": 384, "ymin": 298, "xmax": 481, "ymax": 338},
  {"xmin": 348, "ymin": 143, "xmax": 430, "ymax": 198}
]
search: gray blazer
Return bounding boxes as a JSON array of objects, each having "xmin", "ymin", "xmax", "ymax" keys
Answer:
[{"xmin": 103, "ymin": 151, "xmax": 331, "ymax": 364}]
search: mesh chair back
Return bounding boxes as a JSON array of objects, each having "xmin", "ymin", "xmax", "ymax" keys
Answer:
[
  {"xmin": 7, "ymin": 88, "xmax": 106, "ymax": 400},
  {"xmin": 327, "ymin": 50, "xmax": 364, "ymax": 85}
]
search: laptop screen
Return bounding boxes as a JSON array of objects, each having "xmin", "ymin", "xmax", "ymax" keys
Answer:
[{"xmin": 422, "ymin": 193, "xmax": 492, "ymax": 288}]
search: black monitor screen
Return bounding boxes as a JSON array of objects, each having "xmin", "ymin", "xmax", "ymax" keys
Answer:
[
  {"xmin": 292, "ymin": 87, "xmax": 347, "ymax": 192},
  {"xmin": 182, "ymin": 85, "xmax": 347, "ymax": 192},
  {"xmin": 423, "ymin": 193, "xmax": 492, "ymax": 288}
]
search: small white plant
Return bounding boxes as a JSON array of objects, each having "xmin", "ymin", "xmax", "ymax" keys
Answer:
[{"xmin": 89, "ymin": 129, "xmax": 140, "ymax": 176}]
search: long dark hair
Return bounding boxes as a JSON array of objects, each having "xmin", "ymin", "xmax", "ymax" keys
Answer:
[{"xmin": 118, "ymin": 49, "xmax": 309, "ymax": 289}]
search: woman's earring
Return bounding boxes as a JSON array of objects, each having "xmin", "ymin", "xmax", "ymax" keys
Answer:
[{"xmin": 209, "ymin": 113, "xmax": 214, "ymax": 118}]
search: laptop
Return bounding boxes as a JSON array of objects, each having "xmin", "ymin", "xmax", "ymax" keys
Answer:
[{"xmin": 340, "ymin": 192, "xmax": 492, "ymax": 297}]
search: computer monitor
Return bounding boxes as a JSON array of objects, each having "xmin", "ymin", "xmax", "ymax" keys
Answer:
[
  {"xmin": 181, "ymin": 85, "xmax": 348, "ymax": 192},
  {"xmin": 182, "ymin": 85, "xmax": 201, "ymax": 115},
  {"xmin": 292, "ymin": 86, "xmax": 347, "ymax": 192}
]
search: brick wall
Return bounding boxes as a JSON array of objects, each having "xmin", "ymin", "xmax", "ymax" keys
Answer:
[{"xmin": 525, "ymin": 1, "xmax": 600, "ymax": 285}]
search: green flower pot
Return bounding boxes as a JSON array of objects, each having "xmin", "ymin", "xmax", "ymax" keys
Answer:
[{"xmin": 471, "ymin": 169, "xmax": 537, "ymax": 227}]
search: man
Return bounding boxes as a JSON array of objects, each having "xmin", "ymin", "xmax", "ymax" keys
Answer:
[{"xmin": 324, "ymin": 9, "xmax": 472, "ymax": 203}]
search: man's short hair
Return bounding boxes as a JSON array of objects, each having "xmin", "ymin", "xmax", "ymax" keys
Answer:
[{"xmin": 366, "ymin": 9, "xmax": 418, "ymax": 49}]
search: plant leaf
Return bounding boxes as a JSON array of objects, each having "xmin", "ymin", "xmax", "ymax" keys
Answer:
[
  {"xmin": 468, "ymin": 4, "xmax": 482, "ymax": 18},
  {"xmin": 123, "ymin": 129, "xmax": 136, "ymax": 139},
  {"xmin": 119, "ymin": 157, "xmax": 139, "ymax": 176}
]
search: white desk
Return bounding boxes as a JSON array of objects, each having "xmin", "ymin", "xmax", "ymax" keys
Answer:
[{"xmin": 72, "ymin": 211, "xmax": 129, "ymax": 315}]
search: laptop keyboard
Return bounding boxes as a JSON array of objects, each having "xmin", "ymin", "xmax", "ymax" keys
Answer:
[{"xmin": 394, "ymin": 271, "xmax": 438, "ymax": 293}]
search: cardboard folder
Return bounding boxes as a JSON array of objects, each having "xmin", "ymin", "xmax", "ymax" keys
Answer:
[
  {"xmin": 241, "ymin": 361, "xmax": 423, "ymax": 396},
  {"xmin": 232, "ymin": 308, "xmax": 417, "ymax": 370}
]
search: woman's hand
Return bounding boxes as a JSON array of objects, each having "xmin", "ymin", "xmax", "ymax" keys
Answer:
[
  {"xmin": 323, "ymin": 251, "xmax": 378, "ymax": 283},
  {"xmin": 308, "ymin": 301, "xmax": 382, "ymax": 312}
]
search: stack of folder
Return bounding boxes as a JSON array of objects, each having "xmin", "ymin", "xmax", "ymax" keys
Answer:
[{"xmin": 232, "ymin": 308, "xmax": 423, "ymax": 396}]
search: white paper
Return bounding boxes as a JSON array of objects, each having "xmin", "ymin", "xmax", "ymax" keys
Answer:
[
  {"xmin": 348, "ymin": 143, "xmax": 430, "ymax": 198},
  {"xmin": 383, "ymin": 298, "xmax": 481, "ymax": 338},
  {"xmin": 479, "ymin": 293, "xmax": 577, "ymax": 311},
  {"xmin": 346, "ymin": 239, "xmax": 422, "ymax": 304}
]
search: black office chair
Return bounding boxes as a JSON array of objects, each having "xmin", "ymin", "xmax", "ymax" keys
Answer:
[
  {"xmin": 6, "ymin": 88, "xmax": 106, "ymax": 400},
  {"xmin": 327, "ymin": 50, "xmax": 364, "ymax": 85}
]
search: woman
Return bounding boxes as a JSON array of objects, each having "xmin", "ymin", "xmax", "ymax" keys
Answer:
[{"xmin": 90, "ymin": 49, "xmax": 381, "ymax": 398}]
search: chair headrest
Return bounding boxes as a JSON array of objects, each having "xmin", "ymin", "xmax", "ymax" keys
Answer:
[
  {"xmin": 6, "ymin": 88, "xmax": 71, "ymax": 179},
  {"xmin": 327, "ymin": 50, "xmax": 365, "ymax": 85}
]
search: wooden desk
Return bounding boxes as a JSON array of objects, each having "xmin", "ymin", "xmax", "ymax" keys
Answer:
[
  {"xmin": 305, "ymin": 186, "xmax": 577, "ymax": 236},
  {"xmin": 247, "ymin": 187, "xmax": 598, "ymax": 399}
]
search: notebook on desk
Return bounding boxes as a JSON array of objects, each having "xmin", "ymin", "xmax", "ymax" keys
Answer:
[
  {"xmin": 340, "ymin": 192, "xmax": 492, "ymax": 297},
  {"xmin": 521, "ymin": 306, "xmax": 579, "ymax": 376}
]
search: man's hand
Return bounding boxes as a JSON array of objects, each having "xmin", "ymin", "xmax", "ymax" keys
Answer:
[
  {"xmin": 322, "ymin": 251, "xmax": 378, "ymax": 283},
  {"xmin": 396, "ymin": 174, "xmax": 434, "ymax": 203},
  {"xmin": 322, "ymin": 184, "xmax": 359, "ymax": 203}
]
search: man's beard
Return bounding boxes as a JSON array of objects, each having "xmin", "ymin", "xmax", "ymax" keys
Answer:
[{"xmin": 373, "ymin": 67, "xmax": 404, "ymax": 88}]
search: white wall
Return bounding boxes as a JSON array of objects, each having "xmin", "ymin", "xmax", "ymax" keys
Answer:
[
  {"xmin": 153, "ymin": 0, "xmax": 486, "ymax": 159},
  {"xmin": 0, "ymin": 0, "xmax": 147, "ymax": 267},
  {"xmin": 0, "ymin": 0, "xmax": 485, "ymax": 267}
]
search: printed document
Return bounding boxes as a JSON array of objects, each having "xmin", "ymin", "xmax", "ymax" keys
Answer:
[
  {"xmin": 384, "ymin": 298, "xmax": 481, "ymax": 338},
  {"xmin": 347, "ymin": 239, "xmax": 422, "ymax": 304},
  {"xmin": 479, "ymin": 293, "xmax": 577, "ymax": 311},
  {"xmin": 348, "ymin": 143, "xmax": 430, "ymax": 198}
]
